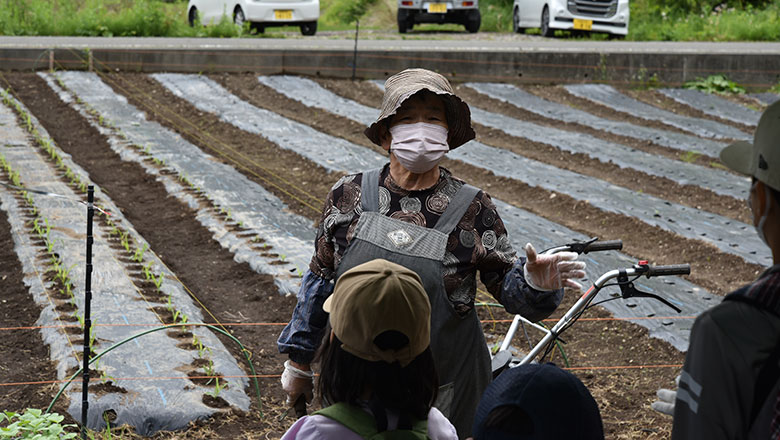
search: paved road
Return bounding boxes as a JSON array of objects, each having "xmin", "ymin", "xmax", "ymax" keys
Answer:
[{"xmin": 2, "ymin": 34, "xmax": 780, "ymax": 54}]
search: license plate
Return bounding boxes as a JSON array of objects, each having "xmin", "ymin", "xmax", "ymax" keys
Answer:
[
  {"xmin": 573, "ymin": 18, "xmax": 593, "ymax": 30},
  {"xmin": 274, "ymin": 10, "xmax": 293, "ymax": 20},
  {"xmin": 428, "ymin": 3, "xmax": 447, "ymax": 13}
]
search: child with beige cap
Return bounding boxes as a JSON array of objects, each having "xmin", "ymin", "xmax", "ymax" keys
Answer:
[{"xmin": 281, "ymin": 259, "xmax": 457, "ymax": 439}]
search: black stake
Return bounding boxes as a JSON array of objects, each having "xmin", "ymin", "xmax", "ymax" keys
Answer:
[
  {"xmin": 351, "ymin": 19, "xmax": 359, "ymax": 81},
  {"xmin": 80, "ymin": 185, "xmax": 94, "ymax": 439}
]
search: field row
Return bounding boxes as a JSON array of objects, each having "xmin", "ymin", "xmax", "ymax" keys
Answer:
[{"xmin": 0, "ymin": 70, "xmax": 773, "ymax": 437}]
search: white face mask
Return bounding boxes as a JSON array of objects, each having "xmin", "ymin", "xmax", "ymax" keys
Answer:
[{"xmin": 389, "ymin": 122, "xmax": 449, "ymax": 174}]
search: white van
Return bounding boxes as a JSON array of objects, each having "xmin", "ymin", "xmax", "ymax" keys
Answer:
[
  {"xmin": 187, "ymin": 0, "xmax": 320, "ymax": 35},
  {"xmin": 512, "ymin": 0, "xmax": 629, "ymax": 37}
]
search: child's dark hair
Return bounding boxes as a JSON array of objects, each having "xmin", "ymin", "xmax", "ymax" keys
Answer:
[{"xmin": 315, "ymin": 327, "xmax": 438, "ymax": 421}]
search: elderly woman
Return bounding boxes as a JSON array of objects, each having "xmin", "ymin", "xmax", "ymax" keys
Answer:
[{"xmin": 278, "ymin": 68, "xmax": 586, "ymax": 438}]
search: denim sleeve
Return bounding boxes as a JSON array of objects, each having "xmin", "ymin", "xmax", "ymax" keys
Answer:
[
  {"xmin": 499, "ymin": 257, "xmax": 564, "ymax": 323},
  {"xmin": 277, "ymin": 270, "xmax": 334, "ymax": 364}
]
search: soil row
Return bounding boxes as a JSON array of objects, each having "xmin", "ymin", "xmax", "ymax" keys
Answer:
[{"xmin": 4, "ymin": 73, "xmax": 298, "ymax": 439}]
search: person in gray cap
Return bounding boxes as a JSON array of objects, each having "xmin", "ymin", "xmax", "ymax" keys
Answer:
[
  {"xmin": 277, "ymin": 68, "xmax": 586, "ymax": 437},
  {"xmin": 671, "ymin": 100, "xmax": 780, "ymax": 439}
]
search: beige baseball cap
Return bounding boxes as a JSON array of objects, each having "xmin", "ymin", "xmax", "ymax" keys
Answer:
[
  {"xmin": 323, "ymin": 259, "xmax": 431, "ymax": 367},
  {"xmin": 364, "ymin": 68, "xmax": 476, "ymax": 150},
  {"xmin": 720, "ymin": 100, "xmax": 780, "ymax": 192}
]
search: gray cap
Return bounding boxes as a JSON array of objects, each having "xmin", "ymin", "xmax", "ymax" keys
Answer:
[
  {"xmin": 720, "ymin": 100, "xmax": 780, "ymax": 192},
  {"xmin": 364, "ymin": 68, "xmax": 476, "ymax": 150}
]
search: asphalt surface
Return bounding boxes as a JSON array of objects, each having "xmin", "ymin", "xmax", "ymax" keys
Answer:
[{"xmin": 1, "ymin": 34, "xmax": 780, "ymax": 54}]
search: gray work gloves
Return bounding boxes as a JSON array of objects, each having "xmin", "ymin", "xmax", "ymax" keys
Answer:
[
  {"xmin": 281, "ymin": 360, "xmax": 314, "ymax": 406},
  {"xmin": 651, "ymin": 375, "xmax": 680, "ymax": 416}
]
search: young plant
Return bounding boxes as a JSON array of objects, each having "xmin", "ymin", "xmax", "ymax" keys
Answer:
[
  {"xmin": 89, "ymin": 325, "xmax": 97, "ymax": 350},
  {"xmin": 178, "ymin": 314, "xmax": 189, "ymax": 332},
  {"xmin": 119, "ymin": 231, "xmax": 131, "ymax": 253},
  {"xmin": 202, "ymin": 360, "xmax": 216, "ymax": 385},
  {"xmin": 0, "ymin": 409, "xmax": 77, "ymax": 440},
  {"xmin": 143, "ymin": 262, "xmax": 153, "ymax": 281},
  {"xmin": 152, "ymin": 271, "xmax": 164, "ymax": 290},
  {"xmin": 132, "ymin": 243, "xmax": 148, "ymax": 263},
  {"xmin": 207, "ymin": 377, "xmax": 224, "ymax": 399},
  {"xmin": 192, "ymin": 336, "xmax": 211, "ymax": 359}
]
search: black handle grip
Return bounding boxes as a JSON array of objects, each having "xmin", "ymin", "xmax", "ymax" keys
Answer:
[
  {"xmin": 646, "ymin": 264, "xmax": 691, "ymax": 277},
  {"xmin": 583, "ymin": 240, "xmax": 623, "ymax": 253}
]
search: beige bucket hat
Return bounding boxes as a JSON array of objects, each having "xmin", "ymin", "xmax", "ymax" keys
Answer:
[
  {"xmin": 720, "ymin": 100, "xmax": 780, "ymax": 192},
  {"xmin": 364, "ymin": 68, "xmax": 476, "ymax": 150},
  {"xmin": 323, "ymin": 259, "xmax": 431, "ymax": 367}
]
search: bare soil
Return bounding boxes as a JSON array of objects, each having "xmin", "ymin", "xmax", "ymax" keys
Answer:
[{"xmin": 0, "ymin": 71, "xmax": 763, "ymax": 439}]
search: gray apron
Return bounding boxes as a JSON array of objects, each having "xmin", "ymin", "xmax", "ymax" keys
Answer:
[{"xmin": 335, "ymin": 168, "xmax": 491, "ymax": 439}]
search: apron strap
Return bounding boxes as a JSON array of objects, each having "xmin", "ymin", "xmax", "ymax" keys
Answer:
[
  {"xmin": 434, "ymin": 184, "xmax": 480, "ymax": 234},
  {"xmin": 360, "ymin": 167, "xmax": 383, "ymax": 213}
]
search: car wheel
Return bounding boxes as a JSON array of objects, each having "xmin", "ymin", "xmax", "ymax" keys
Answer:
[
  {"xmin": 512, "ymin": 7, "xmax": 524, "ymax": 33},
  {"xmin": 300, "ymin": 21, "xmax": 317, "ymax": 36},
  {"xmin": 397, "ymin": 9, "xmax": 410, "ymax": 33},
  {"xmin": 541, "ymin": 5, "xmax": 554, "ymax": 37},
  {"xmin": 250, "ymin": 22, "xmax": 265, "ymax": 34},
  {"xmin": 233, "ymin": 7, "xmax": 245, "ymax": 28},
  {"xmin": 188, "ymin": 7, "xmax": 198, "ymax": 27},
  {"xmin": 465, "ymin": 9, "xmax": 480, "ymax": 33}
]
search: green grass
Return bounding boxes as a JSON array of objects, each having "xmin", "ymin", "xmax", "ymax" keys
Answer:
[
  {"xmin": 1, "ymin": 0, "xmax": 778, "ymax": 41},
  {"xmin": 0, "ymin": 0, "xmax": 241, "ymax": 37},
  {"xmin": 627, "ymin": 0, "xmax": 780, "ymax": 41}
]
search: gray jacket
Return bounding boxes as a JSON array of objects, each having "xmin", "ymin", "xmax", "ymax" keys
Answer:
[{"xmin": 672, "ymin": 299, "xmax": 780, "ymax": 439}]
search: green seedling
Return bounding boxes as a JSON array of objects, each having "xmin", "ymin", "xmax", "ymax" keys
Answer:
[
  {"xmin": 9, "ymin": 170, "xmax": 21, "ymax": 186},
  {"xmin": 179, "ymin": 314, "xmax": 189, "ymax": 332},
  {"xmin": 119, "ymin": 231, "xmax": 131, "ymax": 253},
  {"xmin": 192, "ymin": 337, "xmax": 211, "ymax": 359},
  {"xmin": 279, "ymin": 254, "xmax": 287, "ymax": 262},
  {"xmin": 32, "ymin": 218, "xmax": 43, "ymax": 237},
  {"xmin": 45, "ymin": 237, "xmax": 56, "ymax": 254},
  {"xmin": 143, "ymin": 261, "xmax": 153, "ymax": 281},
  {"xmin": 44, "ymin": 218, "xmax": 51, "ymax": 237},
  {"xmin": 75, "ymin": 312, "xmax": 85, "ymax": 329},
  {"xmin": 166, "ymin": 294, "xmax": 174, "ymax": 313},
  {"xmin": 680, "ymin": 151, "xmax": 701, "ymax": 164},
  {"xmin": 0, "ymin": 408, "xmax": 77, "ymax": 440},
  {"xmin": 171, "ymin": 310, "xmax": 180, "ymax": 325},
  {"xmin": 132, "ymin": 243, "xmax": 148, "ymax": 263},
  {"xmin": 203, "ymin": 360, "xmax": 216, "ymax": 385},
  {"xmin": 207, "ymin": 377, "xmax": 224, "ymax": 399},
  {"xmin": 152, "ymin": 272, "xmax": 164, "ymax": 290},
  {"xmin": 89, "ymin": 325, "xmax": 97, "ymax": 350},
  {"xmin": 22, "ymin": 191, "xmax": 34, "ymax": 207}
]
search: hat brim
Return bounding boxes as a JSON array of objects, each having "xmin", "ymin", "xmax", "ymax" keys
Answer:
[
  {"xmin": 322, "ymin": 294, "xmax": 333, "ymax": 313},
  {"xmin": 364, "ymin": 88, "xmax": 476, "ymax": 150},
  {"xmin": 720, "ymin": 141, "xmax": 753, "ymax": 176}
]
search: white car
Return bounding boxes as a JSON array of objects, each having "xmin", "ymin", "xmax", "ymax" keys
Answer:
[
  {"xmin": 187, "ymin": 0, "xmax": 320, "ymax": 35},
  {"xmin": 512, "ymin": 0, "xmax": 629, "ymax": 37}
]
